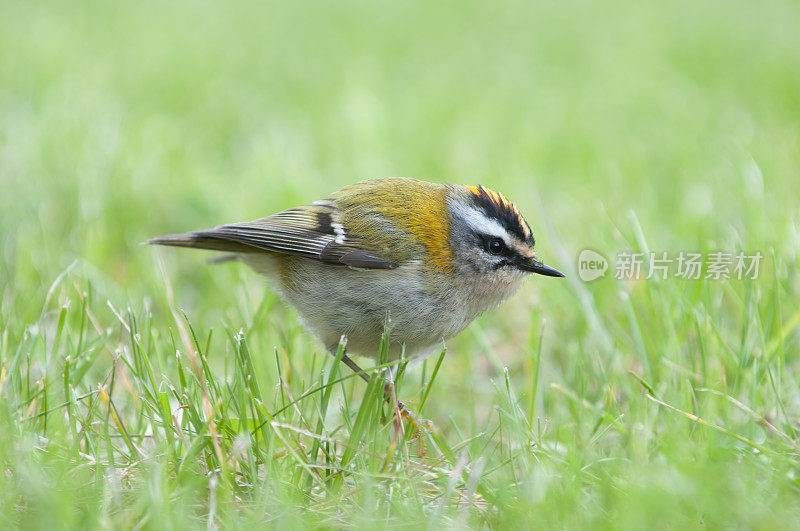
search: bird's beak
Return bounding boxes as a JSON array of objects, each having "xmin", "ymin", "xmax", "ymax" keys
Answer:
[{"xmin": 516, "ymin": 258, "xmax": 565, "ymax": 277}]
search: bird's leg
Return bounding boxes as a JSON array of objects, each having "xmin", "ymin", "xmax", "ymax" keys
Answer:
[
  {"xmin": 340, "ymin": 352, "xmax": 406, "ymax": 411},
  {"xmin": 339, "ymin": 352, "xmax": 370, "ymax": 383},
  {"xmin": 337, "ymin": 352, "xmax": 433, "ymax": 436}
]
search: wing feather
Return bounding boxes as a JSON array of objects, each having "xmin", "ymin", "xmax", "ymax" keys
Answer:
[{"xmin": 148, "ymin": 203, "xmax": 398, "ymax": 270}]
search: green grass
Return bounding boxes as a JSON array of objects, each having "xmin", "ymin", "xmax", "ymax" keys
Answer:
[{"xmin": 2, "ymin": 0, "xmax": 800, "ymax": 528}]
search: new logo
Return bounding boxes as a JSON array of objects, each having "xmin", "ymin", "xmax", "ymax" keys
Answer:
[{"xmin": 578, "ymin": 249, "xmax": 608, "ymax": 281}]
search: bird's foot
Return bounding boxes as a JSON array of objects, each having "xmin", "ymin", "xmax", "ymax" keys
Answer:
[{"xmin": 399, "ymin": 406, "xmax": 435, "ymax": 436}]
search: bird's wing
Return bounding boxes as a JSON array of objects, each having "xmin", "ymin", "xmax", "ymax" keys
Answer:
[{"xmin": 147, "ymin": 201, "xmax": 398, "ymax": 270}]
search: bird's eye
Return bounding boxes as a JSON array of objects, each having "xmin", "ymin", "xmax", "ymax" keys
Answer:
[{"xmin": 486, "ymin": 238, "xmax": 505, "ymax": 255}]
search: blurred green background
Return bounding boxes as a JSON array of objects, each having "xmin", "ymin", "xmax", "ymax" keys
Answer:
[{"xmin": 2, "ymin": 0, "xmax": 800, "ymax": 528}]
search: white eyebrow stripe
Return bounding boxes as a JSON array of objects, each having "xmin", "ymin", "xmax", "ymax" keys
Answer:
[{"xmin": 450, "ymin": 202, "xmax": 514, "ymax": 245}]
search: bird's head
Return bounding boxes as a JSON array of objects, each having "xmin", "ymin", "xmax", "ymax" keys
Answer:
[{"xmin": 446, "ymin": 184, "xmax": 564, "ymax": 280}]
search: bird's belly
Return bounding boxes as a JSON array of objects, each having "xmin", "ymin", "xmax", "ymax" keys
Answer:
[{"xmin": 244, "ymin": 254, "xmax": 478, "ymax": 359}]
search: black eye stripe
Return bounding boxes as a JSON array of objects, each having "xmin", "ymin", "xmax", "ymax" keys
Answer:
[{"xmin": 482, "ymin": 235, "xmax": 518, "ymax": 259}]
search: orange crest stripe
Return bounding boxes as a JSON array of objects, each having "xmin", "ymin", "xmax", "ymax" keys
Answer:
[{"xmin": 466, "ymin": 185, "xmax": 532, "ymax": 240}]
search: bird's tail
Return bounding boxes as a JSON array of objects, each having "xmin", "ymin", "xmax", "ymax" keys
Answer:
[{"xmin": 146, "ymin": 231, "xmax": 256, "ymax": 254}]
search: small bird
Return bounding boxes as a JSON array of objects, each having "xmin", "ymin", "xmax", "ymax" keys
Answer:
[{"xmin": 149, "ymin": 178, "xmax": 563, "ymax": 417}]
